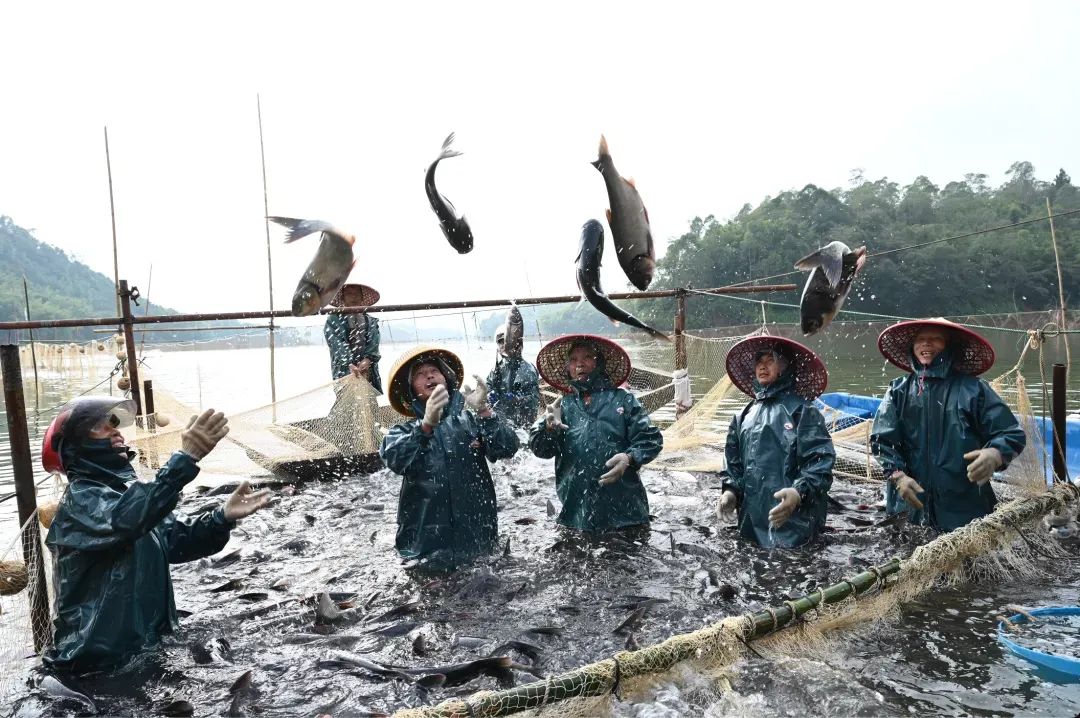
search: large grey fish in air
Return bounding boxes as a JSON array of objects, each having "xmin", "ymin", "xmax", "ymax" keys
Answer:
[
  {"xmin": 425, "ymin": 133, "xmax": 474, "ymax": 254},
  {"xmin": 591, "ymin": 135, "xmax": 656, "ymax": 291},
  {"xmin": 269, "ymin": 216, "xmax": 356, "ymax": 317},
  {"xmin": 503, "ymin": 304, "xmax": 524, "ymax": 358},
  {"xmin": 795, "ymin": 241, "xmax": 867, "ymax": 335},
  {"xmin": 577, "ymin": 219, "xmax": 669, "ymax": 341}
]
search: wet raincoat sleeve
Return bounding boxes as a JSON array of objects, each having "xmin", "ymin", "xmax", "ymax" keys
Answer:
[
  {"xmin": 380, "ymin": 421, "xmax": 431, "ymax": 476},
  {"xmin": 164, "ymin": 507, "xmax": 234, "ymax": 563},
  {"xmin": 721, "ymin": 412, "xmax": 746, "ymax": 498},
  {"xmin": 476, "ymin": 414, "xmax": 519, "ymax": 461},
  {"xmin": 792, "ymin": 405, "xmax": 834, "ymax": 502},
  {"xmin": 974, "ymin": 380, "xmax": 1026, "ymax": 466},
  {"xmin": 528, "ymin": 416, "xmax": 566, "ymax": 459},
  {"xmin": 870, "ymin": 380, "xmax": 909, "ymax": 477},
  {"xmin": 363, "ymin": 317, "xmax": 381, "ymax": 364},
  {"xmin": 623, "ymin": 395, "xmax": 663, "ymax": 468}
]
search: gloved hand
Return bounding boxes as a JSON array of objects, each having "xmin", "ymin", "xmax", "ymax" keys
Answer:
[
  {"xmin": 223, "ymin": 480, "xmax": 273, "ymax": 521},
  {"xmin": 463, "ymin": 374, "xmax": 490, "ymax": 414},
  {"xmin": 717, "ymin": 490, "xmax": 738, "ymax": 520},
  {"xmin": 181, "ymin": 409, "xmax": 229, "ymax": 461},
  {"xmin": 599, "ymin": 453, "xmax": 631, "ymax": 486},
  {"xmin": 963, "ymin": 447, "xmax": 1002, "ymax": 485},
  {"xmin": 422, "ymin": 384, "xmax": 449, "ymax": 430},
  {"xmin": 891, "ymin": 471, "xmax": 925, "ymax": 510},
  {"xmin": 544, "ymin": 397, "xmax": 568, "ymax": 431},
  {"xmin": 768, "ymin": 488, "xmax": 801, "ymax": 528}
]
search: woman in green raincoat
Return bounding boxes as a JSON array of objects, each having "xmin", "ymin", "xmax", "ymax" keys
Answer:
[
  {"xmin": 324, "ymin": 283, "xmax": 382, "ymax": 393},
  {"xmin": 871, "ymin": 319, "xmax": 1026, "ymax": 531},
  {"xmin": 42, "ymin": 398, "xmax": 271, "ymax": 673},
  {"xmin": 717, "ymin": 336, "xmax": 835, "ymax": 548},
  {"xmin": 529, "ymin": 335, "xmax": 663, "ymax": 532},
  {"xmin": 486, "ymin": 324, "xmax": 541, "ymax": 428},
  {"xmin": 380, "ymin": 346, "xmax": 519, "ymax": 569}
]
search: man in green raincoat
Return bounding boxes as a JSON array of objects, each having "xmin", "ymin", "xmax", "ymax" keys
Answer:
[
  {"xmin": 717, "ymin": 336, "xmax": 835, "ymax": 548},
  {"xmin": 486, "ymin": 324, "xmax": 540, "ymax": 428},
  {"xmin": 380, "ymin": 346, "xmax": 519, "ymax": 569},
  {"xmin": 529, "ymin": 335, "xmax": 663, "ymax": 532},
  {"xmin": 41, "ymin": 398, "xmax": 272, "ymax": 673},
  {"xmin": 324, "ymin": 284, "xmax": 382, "ymax": 393},
  {"xmin": 871, "ymin": 319, "xmax": 1026, "ymax": 531}
]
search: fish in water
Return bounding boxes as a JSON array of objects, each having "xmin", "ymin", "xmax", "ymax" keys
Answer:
[
  {"xmin": 503, "ymin": 304, "xmax": 524, "ymax": 357},
  {"xmin": 794, "ymin": 241, "xmax": 868, "ymax": 335},
  {"xmin": 393, "ymin": 655, "xmax": 513, "ymax": 688},
  {"xmin": 591, "ymin": 135, "xmax": 656, "ymax": 290},
  {"xmin": 160, "ymin": 699, "xmax": 196, "ymax": 717},
  {"xmin": 424, "ymin": 133, "xmax": 474, "ymax": 254},
  {"xmin": 675, "ymin": 542, "xmax": 723, "ymax": 561},
  {"xmin": 269, "ymin": 216, "xmax": 357, "ymax": 317},
  {"xmin": 613, "ymin": 606, "xmax": 647, "ymax": 635},
  {"xmin": 38, "ymin": 675, "xmax": 97, "ymax": 713},
  {"xmin": 576, "ymin": 220, "xmax": 669, "ymax": 341}
]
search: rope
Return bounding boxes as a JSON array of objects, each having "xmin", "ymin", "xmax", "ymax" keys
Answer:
[{"xmin": 725, "ymin": 207, "xmax": 1080, "ymax": 288}]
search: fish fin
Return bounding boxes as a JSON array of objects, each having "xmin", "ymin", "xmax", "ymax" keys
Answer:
[
  {"xmin": 606, "ymin": 208, "xmax": 613, "ymax": 226},
  {"xmin": 625, "ymin": 176, "xmax": 636, "ymax": 189},
  {"xmin": 853, "ymin": 245, "xmax": 868, "ymax": 274},
  {"xmin": 641, "ymin": 203, "xmax": 650, "ymax": 226},
  {"xmin": 794, "ymin": 242, "xmax": 845, "ymax": 288},
  {"xmin": 598, "ymin": 134, "xmax": 609, "ymax": 156},
  {"xmin": 438, "ymin": 132, "xmax": 463, "ymax": 160},
  {"xmin": 269, "ymin": 216, "xmax": 335, "ymax": 244},
  {"xmin": 591, "ymin": 135, "xmax": 609, "ymax": 172}
]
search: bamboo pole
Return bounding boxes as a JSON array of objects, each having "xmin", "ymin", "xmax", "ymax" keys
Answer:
[
  {"xmin": 104, "ymin": 127, "xmax": 122, "ymax": 320},
  {"xmin": 257, "ymin": 94, "xmax": 278, "ymax": 407},
  {"xmin": 21, "ymin": 277, "xmax": 39, "ymax": 407},
  {"xmin": 1047, "ymin": 198, "xmax": 1070, "ymax": 375}
]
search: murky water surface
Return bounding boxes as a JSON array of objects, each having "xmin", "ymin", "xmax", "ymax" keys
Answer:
[{"xmin": 1, "ymin": 326, "xmax": 1078, "ymax": 717}]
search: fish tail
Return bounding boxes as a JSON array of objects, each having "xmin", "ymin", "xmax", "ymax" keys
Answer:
[
  {"xmin": 591, "ymin": 134, "xmax": 609, "ymax": 172},
  {"xmin": 438, "ymin": 132, "xmax": 463, "ymax": 160}
]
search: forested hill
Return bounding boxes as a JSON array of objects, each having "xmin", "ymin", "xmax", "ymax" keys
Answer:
[{"xmin": 635, "ymin": 162, "xmax": 1080, "ymax": 329}]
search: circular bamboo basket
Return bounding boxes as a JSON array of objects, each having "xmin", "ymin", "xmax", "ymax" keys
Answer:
[
  {"xmin": 38, "ymin": 502, "xmax": 58, "ymax": 530},
  {"xmin": 0, "ymin": 560, "xmax": 29, "ymax": 596}
]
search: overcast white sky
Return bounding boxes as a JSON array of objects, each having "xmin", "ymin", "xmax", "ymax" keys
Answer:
[{"xmin": 1, "ymin": 2, "xmax": 1077, "ymax": 327}]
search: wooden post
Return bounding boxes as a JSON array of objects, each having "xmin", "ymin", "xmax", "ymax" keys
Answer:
[
  {"xmin": 143, "ymin": 379, "xmax": 157, "ymax": 432},
  {"xmin": 674, "ymin": 289, "xmax": 687, "ymax": 371},
  {"xmin": 1053, "ymin": 363, "xmax": 1067, "ymax": 483},
  {"xmin": 1, "ymin": 345, "xmax": 51, "ymax": 652},
  {"xmin": 118, "ymin": 280, "xmax": 142, "ymax": 419},
  {"xmin": 1047, "ymin": 199, "xmax": 1071, "ymax": 376},
  {"xmin": 21, "ymin": 277, "xmax": 39, "ymax": 407}
]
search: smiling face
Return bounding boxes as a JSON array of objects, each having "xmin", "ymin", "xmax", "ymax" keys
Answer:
[
  {"xmin": 912, "ymin": 328, "xmax": 948, "ymax": 367},
  {"xmin": 567, "ymin": 344, "xmax": 599, "ymax": 382},
  {"xmin": 755, "ymin": 351, "xmax": 783, "ymax": 386},
  {"xmin": 86, "ymin": 413, "xmax": 126, "ymax": 452},
  {"xmin": 410, "ymin": 361, "xmax": 447, "ymax": 402}
]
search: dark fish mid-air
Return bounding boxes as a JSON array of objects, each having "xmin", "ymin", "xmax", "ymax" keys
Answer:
[
  {"xmin": 795, "ymin": 241, "xmax": 867, "ymax": 336},
  {"xmin": 503, "ymin": 304, "xmax": 524, "ymax": 357},
  {"xmin": 591, "ymin": 135, "xmax": 656, "ymax": 291},
  {"xmin": 425, "ymin": 133, "xmax": 474, "ymax": 254},
  {"xmin": 269, "ymin": 216, "xmax": 356, "ymax": 317},
  {"xmin": 576, "ymin": 220, "xmax": 669, "ymax": 342}
]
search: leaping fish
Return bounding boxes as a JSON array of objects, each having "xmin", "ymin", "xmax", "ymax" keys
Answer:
[
  {"xmin": 591, "ymin": 135, "xmax": 656, "ymax": 291},
  {"xmin": 795, "ymin": 241, "xmax": 867, "ymax": 335},
  {"xmin": 425, "ymin": 133, "xmax": 474, "ymax": 254},
  {"xmin": 269, "ymin": 216, "xmax": 356, "ymax": 317}
]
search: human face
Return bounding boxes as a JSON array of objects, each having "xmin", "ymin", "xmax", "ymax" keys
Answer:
[
  {"xmin": 86, "ymin": 413, "xmax": 126, "ymax": 451},
  {"xmin": 913, "ymin": 328, "xmax": 948, "ymax": 366},
  {"xmin": 755, "ymin": 352, "xmax": 782, "ymax": 386},
  {"xmin": 410, "ymin": 361, "xmax": 447, "ymax": 402},
  {"xmin": 567, "ymin": 345, "xmax": 598, "ymax": 382},
  {"xmin": 495, "ymin": 334, "xmax": 506, "ymax": 357}
]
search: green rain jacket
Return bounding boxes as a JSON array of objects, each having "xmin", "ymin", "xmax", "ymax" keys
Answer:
[
  {"xmin": 486, "ymin": 356, "xmax": 541, "ymax": 428},
  {"xmin": 324, "ymin": 313, "xmax": 383, "ymax": 393},
  {"xmin": 528, "ymin": 368, "xmax": 663, "ymax": 532},
  {"xmin": 44, "ymin": 442, "xmax": 233, "ymax": 673},
  {"xmin": 380, "ymin": 381, "xmax": 519, "ymax": 569},
  {"xmin": 720, "ymin": 372, "xmax": 835, "ymax": 548},
  {"xmin": 871, "ymin": 349, "xmax": 1026, "ymax": 531}
]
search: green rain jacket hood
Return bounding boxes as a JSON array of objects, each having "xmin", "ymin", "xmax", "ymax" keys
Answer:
[
  {"xmin": 44, "ymin": 441, "xmax": 233, "ymax": 673},
  {"xmin": 380, "ymin": 369, "xmax": 520, "ymax": 571},
  {"xmin": 324, "ymin": 313, "xmax": 382, "ymax": 393},
  {"xmin": 528, "ymin": 365, "xmax": 664, "ymax": 532},
  {"xmin": 486, "ymin": 355, "xmax": 541, "ymax": 428},
  {"xmin": 721, "ymin": 370, "xmax": 836, "ymax": 548},
  {"xmin": 871, "ymin": 347, "xmax": 1027, "ymax": 531}
]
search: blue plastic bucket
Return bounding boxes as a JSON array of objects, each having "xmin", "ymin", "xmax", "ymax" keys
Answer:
[{"xmin": 998, "ymin": 606, "xmax": 1080, "ymax": 677}]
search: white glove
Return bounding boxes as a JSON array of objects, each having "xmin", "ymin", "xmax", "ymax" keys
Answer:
[
  {"xmin": 181, "ymin": 409, "xmax": 229, "ymax": 461},
  {"xmin": 964, "ymin": 447, "xmax": 1002, "ymax": 485},
  {"xmin": 717, "ymin": 490, "xmax": 738, "ymax": 520},
  {"xmin": 673, "ymin": 368, "xmax": 691, "ymax": 407},
  {"xmin": 462, "ymin": 374, "xmax": 490, "ymax": 414},
  {"xmin": 422, "ymin": 384, "xmax": 450, "ymax": 430},
  {"xmin": 891, "ymin": 471, "xmax": 925, "ymax": 510},
  {"xmin": 599, "ymin": 453, "xmax": 631, "ymax": 485},
  {"xmin": 768, "ymin": 488, "xmax": 801, "ymax": 528},
  {"xmin": 544, "ymin": 397, "xmax": 568, "ymax": 431}
]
